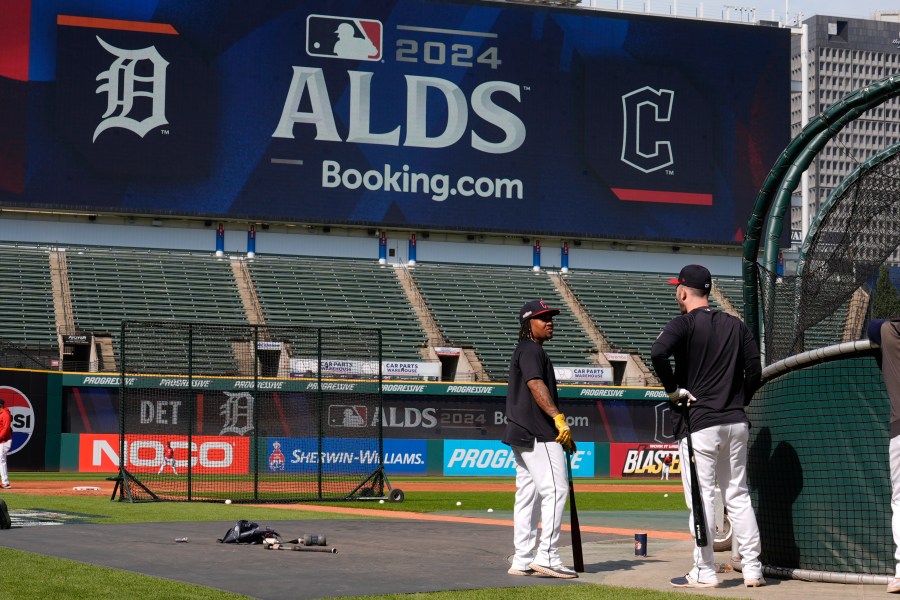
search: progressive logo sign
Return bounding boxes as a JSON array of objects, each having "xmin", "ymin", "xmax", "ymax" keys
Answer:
[{"xmin": 0, "ymin": 386, "xmax": 34, "ymax": 454}]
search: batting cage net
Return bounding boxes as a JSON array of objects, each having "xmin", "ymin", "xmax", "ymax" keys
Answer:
[
  {"xmin": 757, "ymin": 143, "xmax": 900, "ymax": 365},
  {"xmin": 114, "ymin": 321, "xmax": 388, "ymax": 503},
  {"xmin": 748, "ymin": 342, "xmax": 893, "ymax": 580}
]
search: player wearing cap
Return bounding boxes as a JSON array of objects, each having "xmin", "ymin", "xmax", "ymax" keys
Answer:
[
  {"xmin": 650, "ymin": 265, "xmax": 764, "ymax": 588},
  {"xmin": 502, "ymin": 300, "xmax": 578, "ymax": 579}
]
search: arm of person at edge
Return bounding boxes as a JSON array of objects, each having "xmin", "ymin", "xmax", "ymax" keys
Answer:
[
  {"xmin": 741, "ymin": 323, "xmax": 763, "ymax": 404},
  {"xmin": 869, "ymin": 318, "xmax": 887, "ymax": 369},
  {"xmin": 526, "ymin": 378, "xmax": 576, "ymax": 452},
  {"xmin": 649, "ymin": 319, "xmax": 687, "ymax": 394}
]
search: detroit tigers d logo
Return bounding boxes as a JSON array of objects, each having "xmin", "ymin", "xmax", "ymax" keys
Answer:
[{"xmin": 93, "ymin": 36, "xmax": 170, "ymax": 142}]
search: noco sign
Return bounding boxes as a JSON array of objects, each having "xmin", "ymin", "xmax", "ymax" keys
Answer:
[{"xmin": 2, "ymin": 0, "xmax": 789, "ymax": 243}]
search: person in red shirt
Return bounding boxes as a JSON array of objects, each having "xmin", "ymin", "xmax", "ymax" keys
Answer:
[
  {"xmin": 0, "ymin": 399, "xmax": 12, "ymax": 489},
  {"xmin": 661, "ymin": 453, "xmax": 673, "ymax": 481},
  {"xmin": 157, "ymin": 442, "xmax": 178, "ymax": 475}
]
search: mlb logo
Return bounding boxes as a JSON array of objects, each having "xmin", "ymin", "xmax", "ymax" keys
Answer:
[
  {"xmin": 328, "ymin": 405, "xmax": 368, "ymax": 428},
  {"xmin": 306, "ymin": 14, "xmax": 382, "ymax": 61}
]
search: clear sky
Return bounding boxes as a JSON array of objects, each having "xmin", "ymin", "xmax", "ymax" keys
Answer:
[
  {"xmin": 755, "ymin": 0, "xmax": 897, "ymax": 22},
  {"xmin": 584, "ymin": 0, "xmax": 899, "ymax": 25}
]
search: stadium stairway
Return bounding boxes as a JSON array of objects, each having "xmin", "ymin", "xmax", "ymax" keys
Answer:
[
  {"xmin": 393, "ymin": 265, "xmax": 485, "ymax": 380},
  {"xmin": 409, "ymin": 263, "xmax": 599, "ymax": 381},
  {"xmin": 711, "ymin": 276, "xmax": 744, "ymax": 317},
  {"xmin": 561, "ymin": 270, "xmax": 680, "ymax": 372},
  {"xmin": 548, "ymin": 271, "xmax": 657, "ymax": 386}
]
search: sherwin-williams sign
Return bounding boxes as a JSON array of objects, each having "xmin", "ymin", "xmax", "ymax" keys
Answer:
[
  {"xmin": 3, "ymin": 0, "xmax": 788, "ymax": 243},
  {"xmin": 260, "ymin": 437, "xmax": 426, "ymax": 475}
]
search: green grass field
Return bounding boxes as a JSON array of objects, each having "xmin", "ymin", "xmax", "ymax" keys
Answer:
[{"xmin": 0, "ymin": 474, "xmax": 717, "ymax": 600}]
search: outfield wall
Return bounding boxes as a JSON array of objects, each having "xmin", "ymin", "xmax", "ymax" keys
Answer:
[{"xmin": 1, "ymin": 368, "xmax": 681, "ymax": 479}]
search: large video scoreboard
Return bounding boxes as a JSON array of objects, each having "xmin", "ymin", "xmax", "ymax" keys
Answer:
[{"xmin": 0, "ymin": 0, "xmax": 789, "ymax": 243}]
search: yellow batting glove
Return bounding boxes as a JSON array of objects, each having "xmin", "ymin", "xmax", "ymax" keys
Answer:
[{"xmin": 553, "ymin": 413, "xmax": 572, "ymax": 448}]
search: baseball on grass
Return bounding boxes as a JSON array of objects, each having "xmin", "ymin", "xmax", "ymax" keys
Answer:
[
  {"xmin": 487, "ymin": 508, "xmax": 494, "ymax": 513},
  {"xmin": 664, "ymin": 494, "xmax": 669, "ymax": 498},
  {"xmin": 456, "ymin": 501, "xmax": 462, "ymax": 506},
  {"xmin": 379, "ymin": 500, "xmax": 385, "ymax": 504},
  {"xmin": 225, "ymin": 499, "xmax": 232, "ymax": 504}
]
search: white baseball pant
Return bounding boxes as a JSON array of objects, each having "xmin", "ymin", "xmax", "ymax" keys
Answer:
[
  {"xmin": 889, "ymin": 435, "xmax": 900, "ymax": 577},
  {"xmin": 0, "ymin": 439, "xmax": 10, "ymax": 486},
  {"xmin": 510, "ymin": 439, "xmax": 568, "ymax": 570},
  {"xmin": 678, "ymin": 421, "xmax": 763, "ymax": 583}
]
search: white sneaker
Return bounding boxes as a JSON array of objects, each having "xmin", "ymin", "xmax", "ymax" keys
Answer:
[
  {"xmin": 745, "ymin": 577, "xmax": 766, "ymax": 588},
  {"xmin": 528, "ymin": 562, "xmax": 578, "ymax": 579},
  {"xmin": 887, "ymin": 578, "xmax": 900, "ymax": 593},
  {"xmin": 670, "ymin": 573, "xmax": 719, "ymax": 588}
]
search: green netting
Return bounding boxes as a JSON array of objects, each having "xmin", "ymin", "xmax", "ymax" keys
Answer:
[
  {"xmin": 116, "ymin": 321, "xmax": 387, "ymax": 503},
  {"xmin": 748, "ymin": 354, "xmax": 892, "ymax": 574}
]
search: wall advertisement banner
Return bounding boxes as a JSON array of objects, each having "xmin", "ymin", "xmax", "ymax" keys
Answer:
[
  {"xmin": 0, "ymin": 371, "xmax": 49, "ymax": 470},
  {"xmin": 260, "ymin": 437, "xmax": 427, "ymax": 476},
  {"xmin": 443, "ymin": 440, "xmax": 594, "ymax": 477},
  {"xmin": 62, "ymin": 384, "xmax": 676, "ymax": 445},
  {"xmin": 62, "ymin": 373, "xmax": 670, "ymax": 400},
  {"xmin": 78, "ymin": 433, "xmax": 251, "ymax": 474},
  {"xmin": 609, "ymin": 442, "xmax": 680, "ymax": 479}
]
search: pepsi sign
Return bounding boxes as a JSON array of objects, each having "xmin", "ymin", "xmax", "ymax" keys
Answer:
[{"xmin": 0, "ymin": 386, "xmax": 34, "ymax": 455}]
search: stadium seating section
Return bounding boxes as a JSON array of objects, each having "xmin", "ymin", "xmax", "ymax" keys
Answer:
[
  {"xmin": 411, "ymin": 263, "xmax": 597, "ymax": 379},
  {"xmin": 0, "ymin": 245, "xmax": 57, "ymax": 347},
  {"xmin": 0, "ymin": 242, "xmax": 855, "ymax": 380},
  {"xmin": 562, "ymin": 270, "xmax": 677, "ymax": 368},
  {"xmin": 65, "ymin": 246, "xmax": 248, "ymax": 375},
  {"xmin": 247, "ymin": 255, "xmax": 426, "ymax": 362}
]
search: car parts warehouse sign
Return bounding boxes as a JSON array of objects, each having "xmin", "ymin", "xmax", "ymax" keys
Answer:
[{"xmin": 1, "ymin": 0, "xmax": 787, "ymax": 243}]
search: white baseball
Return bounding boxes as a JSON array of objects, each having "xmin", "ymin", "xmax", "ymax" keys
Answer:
[
  {"xmin": 379, "ymin": 499, "xmax": 385, "ymax": 504},
  {"xmin": 487, "ymin": 508, "xmax": 494, "ymax": 513},
  {"xmin": 225, "ymin": 499, "xmax": 232, "ymax": 504},
  {"xmin": 664, "ymin": 494, "xmax": 668, "ymax": 498},
  {"xmin": 456, "ymin": 501, "xmax": 462, "ymax": 506}
]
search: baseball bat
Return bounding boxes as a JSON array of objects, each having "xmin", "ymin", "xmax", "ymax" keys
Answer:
[
  {"xmin": 291, "ymin": 545, "xmax": 338, "ymax": 553},
  {"xmin": 683, "ymin": 403, "xmax": 708, "ymax": 547},
  {"xmin": 565, "ymin": 448, "xmax": 585, "ymax": 572},
  {"xmin": 284, "ymin": 534, "xmax": 327, "ymax": 546}
]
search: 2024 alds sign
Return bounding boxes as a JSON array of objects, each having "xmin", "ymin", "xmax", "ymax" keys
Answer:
[{"xmin": 24, "ymin": 0, "xmax": 789, "ymax": 243}]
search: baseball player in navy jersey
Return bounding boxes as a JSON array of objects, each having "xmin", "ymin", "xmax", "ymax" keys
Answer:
[
  {"xmin": 867, "ymin": 318, "xmax": 900, "ymax": 594},
  {"xmin": 650, "ymin": 265, "xmax": 764, "ymax": 589},
  {"xmin": 502, "ymin": 300, "xmax": 577, "ymax": 579}
]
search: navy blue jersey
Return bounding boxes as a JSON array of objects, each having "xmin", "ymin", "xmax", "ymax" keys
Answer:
[
  {"xmin": 502, "ymin": 339, "xmax": 559, "ymax": 447},
  {"xmin": 650, "ymin": 306, "xmax": 761, "ymax": 438}
]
